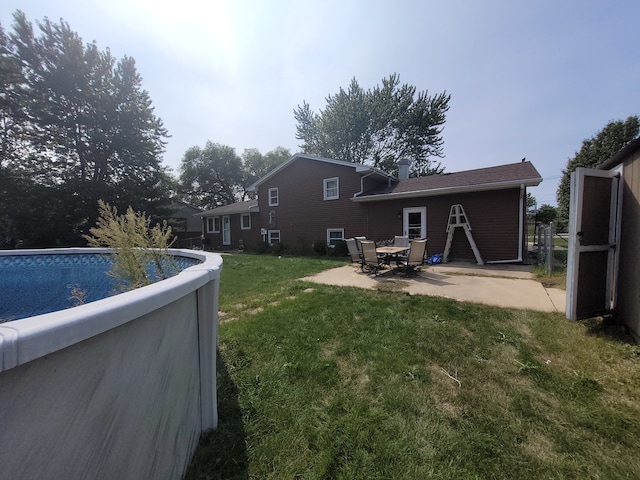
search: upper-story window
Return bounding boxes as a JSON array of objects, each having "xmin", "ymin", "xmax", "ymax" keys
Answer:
[
  {"xmin": 268, "ymin": 187, "xmax": 279, "ymax": 206},
  {"xmin": 324, "ymin": 177, "xmax": 339, "ymax": 200}
]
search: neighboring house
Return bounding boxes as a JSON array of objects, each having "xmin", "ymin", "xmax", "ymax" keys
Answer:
[
  {"xmin": 566, "ymin": 137, "xmax": 640, "ymax": 339},
  {"xmin": 162, "ymin": 200, "xmax": 203, "ymax": 249},
  {"xmin": 198, "ymin": 199, "xmax": 259, "ymax": 251},
  {"xmin": 236, "ymin": 154, "xmax": 542, "ymax": 263}
]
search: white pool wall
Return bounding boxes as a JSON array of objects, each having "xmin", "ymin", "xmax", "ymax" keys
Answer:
[{"xmin": 0, "ymin": 248, "xmax": 222, "ymax": 480}]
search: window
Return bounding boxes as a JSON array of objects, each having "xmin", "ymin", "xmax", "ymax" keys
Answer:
[
  {"xmin": 268, "ymin": 230, "xmax": 280, "ymax": 245},
  {"xmin": 268, "ymin": 187, "xmax": 279, "ymax": 206},
  {"xmin": 323, "ymin": 177, "xmax": 339, "ymax": 200},
  {"xmin": 241, "ymin": 213, "xmax": 251, "ymax": 230},
  {"xmin": 327, "ymin": 228, "xmax": 344, "ymax": 247},
  {"xmin": 206, "ymin": 216, "xmax": 220, "ymax": 233}
]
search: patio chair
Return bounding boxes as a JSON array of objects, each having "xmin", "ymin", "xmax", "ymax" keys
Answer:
[
  {"xmin": 394, "ymin": 235, "xmax": 409, "ymax": 248},
  {"xmin": 346, "ymin": 238, "xmax": 362, "ymax": 264},
  {"xmin": 360, "ymin": 240, "xmax": 384, "ymax": 275},
  {"xmin": 395, "ymin": 239, "xmax": 427, "ymax": 276}
]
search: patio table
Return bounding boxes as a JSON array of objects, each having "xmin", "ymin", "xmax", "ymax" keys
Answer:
[{"xmin": 376, "ymin": 246, "xmax": 409, "ymax": 267}]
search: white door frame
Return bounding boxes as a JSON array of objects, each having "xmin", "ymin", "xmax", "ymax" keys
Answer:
[
  {"xmin": 403, "ymin": 207, "xmax": 426, "ymax": 239},
  {"xmin": 222, "ymin": 215, "xmax": 231, "ymax": 246}
]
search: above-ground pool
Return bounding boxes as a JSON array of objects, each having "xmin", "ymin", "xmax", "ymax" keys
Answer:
[
  {"xmin": 0, "ymin": 250, "xmax": 201, "ymax": 321},
  {"xmin": 0, "ymin": 248, "xmax": 222, "ymax": 480}
]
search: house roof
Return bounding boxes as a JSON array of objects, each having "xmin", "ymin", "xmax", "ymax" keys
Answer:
[
  {"xmin": 198, "ymin": 199, "xmax": 258, "ymax": 217},
  {"xmin": 353, "ymin": 161, "xmax": 542, "ymax": 202},
  {"xmin": 170, "ymin": 198, "xmax": 202, "ymax": 213},
  {"xmin": 600, "ymin": 136, "xmax": 640, "ymax": 170},
  {"xmin": 248, "ymin": 153, "xmax": 392, "ymax": 191}
]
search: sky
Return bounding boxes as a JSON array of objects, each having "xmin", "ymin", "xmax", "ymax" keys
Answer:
[{"xmin": 2, "ymin": 0, "xmax": 639, "ymax": 207}]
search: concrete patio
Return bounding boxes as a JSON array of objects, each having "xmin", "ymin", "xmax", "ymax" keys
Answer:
[{"xmin": 302, "ymin": 262, "xmax": 566, "ymax": 313}]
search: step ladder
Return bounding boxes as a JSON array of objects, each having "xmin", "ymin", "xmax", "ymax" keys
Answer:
[{"xmin": 443, "ymin": 204, "xmax": 484, "ymax": 265}]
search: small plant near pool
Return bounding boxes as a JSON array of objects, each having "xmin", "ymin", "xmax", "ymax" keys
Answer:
[{"xmin": 84, "ymin": 200, "xmax": 178, "ymax": 291}]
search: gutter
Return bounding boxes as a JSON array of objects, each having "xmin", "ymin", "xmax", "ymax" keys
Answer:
[
  {"xmin": 486, "ymin": 184, "xmax": 525, "ymax": 264},
  {"xmin": 354, "ymin": 170, "xmax": 378, "ymax": 197},
  {"xmin": 351, "ymin": 177, "xmax": 541, "ymax": 202}
]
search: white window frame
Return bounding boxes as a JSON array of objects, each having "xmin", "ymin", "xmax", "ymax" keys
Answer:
[
  {"xmin": 323, "ymin": 177, "xmax": 339, "ymax": 200},
  {"xmin": 326, "ymin": 228, "xmax": 344, "ymax": 247},
  {"xmin": 268, "ymin": 230, "xmax": 280, "ymax": 245},
  {"xmin": 206, "ymin": 216, "xmax": 221, "ymax": 233},
  {"xmin": 268, "ymin": 187, "xmax": 279, "ymax": 206},
  {"xmin": 240, "ymin": 213, "xmax": 251, "ymax": 230}
]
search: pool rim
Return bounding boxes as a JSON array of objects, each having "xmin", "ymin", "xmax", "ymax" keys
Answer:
[{"xmin": 0, "ymin": 247, "xmax": 222, "ymax": 372}]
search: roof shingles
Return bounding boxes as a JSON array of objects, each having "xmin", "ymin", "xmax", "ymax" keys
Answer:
[{"xmin": 360, "ymin": 161, "xmax": 541, "ymax": 198}]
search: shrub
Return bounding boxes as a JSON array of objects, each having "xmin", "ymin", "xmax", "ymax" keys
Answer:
[
  {"xmin": 331, "ymin": 240, "xmax": 349, "ymax": 257},
  {"xmin": 84, "ymin": 200, "xmax": 178, "ymax": 291},
  {"xmin": 271, "ymin": 242, "xmax": 284, "ymax": 255},
  {"xmin": 256, "ymin": 241, "xmax": 270, "ymax": 254},
  {"xmin": 313, "ymin": 240, "xmax": 327, "ymax": 256}
]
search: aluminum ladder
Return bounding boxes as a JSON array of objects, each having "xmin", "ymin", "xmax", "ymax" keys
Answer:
[{"xmin": 443, "ymin": 204, "xmax": 484, "ymax": 265}]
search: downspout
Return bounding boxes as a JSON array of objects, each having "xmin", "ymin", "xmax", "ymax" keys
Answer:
[{"xmin": 486, "ymin": 184, "xmax": 525, "ymax": 264}]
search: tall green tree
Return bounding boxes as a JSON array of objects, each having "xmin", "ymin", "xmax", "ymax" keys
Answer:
[
  {"xmin": 0, "ymin": 23, "xmax": 26, "ymax": 171},
  {"xmin": 0, "ymin": 11, "xmax": 172, "ymax": 246},
  {"xmin": 536, "ymin": 204, "xmax": 558, "ymax": 225},
  {"xmin": 179, "ymin": 142, "xmax": 244, "ymax": 209},
  {"xmin": 294, "ymin": 74, "xmax": 451, "ymax": 176},
  {"xmin": 242, "ymin": 146, "xmax": 291, "ymax": 179},
  {"xmin": 556, "ymin": 116, "xmax": 639, "ymax": 221},
  {"xmin": 241, "ymin": 146, "xmax": 291, "ymax": 197}
]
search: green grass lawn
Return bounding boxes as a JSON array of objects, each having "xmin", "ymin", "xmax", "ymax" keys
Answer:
[{"xmin": 186, "ymin": 254, "xmax": 640, "ymax": 480}]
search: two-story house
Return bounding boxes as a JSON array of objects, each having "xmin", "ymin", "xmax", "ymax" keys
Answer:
[{"xmin": 199, "ymin": 154, "xmax": 542, "ymax": 263}]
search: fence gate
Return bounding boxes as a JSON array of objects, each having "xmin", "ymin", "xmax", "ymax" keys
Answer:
[{"xmin": 566, "ymin": 167, "xmax": 622, "ymax": 320}]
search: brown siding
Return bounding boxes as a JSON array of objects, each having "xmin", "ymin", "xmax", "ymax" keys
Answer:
[
  {"xmin": 616, "ymin": 150, "xmax": 640, "ymax": 337},
  {"xmin": 203, "ymin": 212, "xmax": 260, "ymax": 251},
  {"xmin": 256, "ymin": 159, "xmax": 368, "ymax": 248},
  {"xmin": 361, "ymin": 189, "xmax": 522, "ymax": 262},
  {"xmin": 255, "ymin": 157, "xmax": 524, "ymax": 262}
]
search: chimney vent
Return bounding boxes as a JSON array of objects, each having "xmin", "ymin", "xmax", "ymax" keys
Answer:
[{"xmin": 398, "ymin": 158, "xmax": 411, "ymax": 180}]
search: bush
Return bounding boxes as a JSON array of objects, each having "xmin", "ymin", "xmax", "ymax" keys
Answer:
[
  {"xmin": 313, "ymin": 240, "xmax": 327, "ymax": 256},
  {"xmin": 256, "ymin": 241, "xmax": 269, "ymax": 254},
  {"xmin": 83, "ymin": 200, "xmax": 178, "ymax": 291},
  {"xmin": 331, "ymin": 240, "xmax": 348, "ymax": 257},
  {"xmin": 271, "ymin": 242, "xmax": 287, "ymax": 256}
]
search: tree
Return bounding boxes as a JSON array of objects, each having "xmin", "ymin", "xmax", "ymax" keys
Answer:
[
  {"xmin": 179, "ymin": 144, "xmax": 291, "ymax": 208},
  {"xmin": 241, "ymin": 146, "xmax": 290, "ymax": 197},
  {"xmin": 179, "ymin": 141, "xmax": 244, "ymax": 209},
  {"xmin": 0, "ymin": 11, "xmax": 172, "ymax": 246},
  {"xmin": 536, "ymin": 204, "xmax": 558, "ymax": 225},
  {"xmin": 242, "ymin": 146, "xmax": 291, "ymax": 179},
  {"xmin": 294, "ymin": 74, "xmax": 451, "ymax": 176},
  {"xmin": 0, "ymin": 23, "xmax": 27, "ymax": 172},
  {"xmin": 526, "ymin": 192, "xmax": 537, "ymax": 219},
  {"xmin": 556, "ymin": 116, "xmax": 639, "ymax": 221}
]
